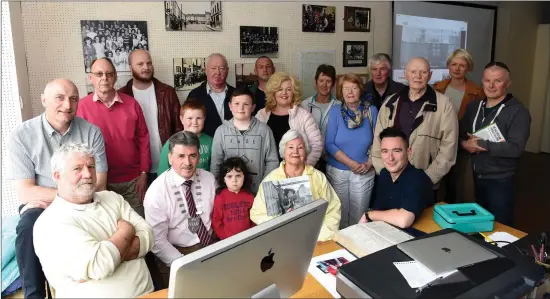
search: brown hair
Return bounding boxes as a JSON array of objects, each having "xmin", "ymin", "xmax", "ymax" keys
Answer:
[
  {"xmin": 336, "ymin": 73, "xmax": 364, "ymax": 102},
  {"xmin": 265, "ymin": 72, "xmax": 303, "ymax": 112}
]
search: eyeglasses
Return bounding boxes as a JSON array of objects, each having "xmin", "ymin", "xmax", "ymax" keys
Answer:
[{"xmin": 91, "ymin": 71, "xmax": 116, "ymax": 78}]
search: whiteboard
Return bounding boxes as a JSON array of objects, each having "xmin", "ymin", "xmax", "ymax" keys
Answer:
[{"xmin": 297, "ymin": 50, "xmax": 336, "ymax": 100}]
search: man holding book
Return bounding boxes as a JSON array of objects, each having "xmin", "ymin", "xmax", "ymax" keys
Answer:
[
  {"xmin": 458, "ymin": 62, "xmax": 531, "ymax": 227},
  {"xmin": 360, "ymin": 127, "xmax": 433, "ymax": 229}
]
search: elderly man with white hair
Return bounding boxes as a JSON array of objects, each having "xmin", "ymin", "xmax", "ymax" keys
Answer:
[
  {"xmin": 362, "ymin": 53, "xmax": 406, "ymax": 109},
  {"xmin": 371, "ymin": 57, "xmax": 459, "ymax": 200},
  {"xmin": 187, "ymin": 53, "xmax": 236, "ymax": 137},
  {"xmin": 33, "ymin": 143, "xmax": 155, "ymax": 298},
  {"xmin": 250, "ymin": 129, "xmax": 341, "ymax": 242}
]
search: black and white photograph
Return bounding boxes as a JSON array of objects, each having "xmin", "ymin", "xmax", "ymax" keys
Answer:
[
  {"xmin": 344, "ymin": 6, "xmax": 371, "ymax": 32},
  {"xmin": 173, "ymin": 58, "xmax": 206, "ymax": 91},
  {"xmin": 164, "ymin": 1, "xmax": 222, "ymax": 31},
  {"xmin": 261, "ymin": 175, "xmax": 313, "ymax": 217},
  {"xmin": 302, "ymin": 4, "xmax": 336, "ymax": 33},
  {"xmin": 240, "ymin": 26, "xmax": 279, "ymax": 58},
  {"xmin": 81, "ymin": 20, "xmax": 148, "ymax": 73},
  {"xmin": 343, "ymin": 41, "xmax": 368, "ymax": 67},
  {"xmin": 235, "ymin": 63, "xmax": 283, "ymax": 88}
]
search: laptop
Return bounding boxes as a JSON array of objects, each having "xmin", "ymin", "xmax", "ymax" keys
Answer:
[{"xmin": 397, "ymin": 231, "xmax": 498, "ymax": 273}]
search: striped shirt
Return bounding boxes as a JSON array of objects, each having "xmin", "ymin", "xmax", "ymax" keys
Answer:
[{"xmin": 6, "ymin": 114, "xmax": 108, "ymax": 189}]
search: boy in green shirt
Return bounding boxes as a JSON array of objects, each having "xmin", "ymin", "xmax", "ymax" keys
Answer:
[{"xmin": 157, "ymin": 100, "xmax": 213, "ymax": 173}]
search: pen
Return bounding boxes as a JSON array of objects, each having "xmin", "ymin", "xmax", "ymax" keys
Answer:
[
  {"xmin": 480, "ymin": 232, "xmax": 495, "ymax": 243},
  {"xmin": 541, "ymin": 244, "xmax": 545, "ymax": 262},
  {"xmin": 531, "ymin": 244, "xmax": 540, "ymax": 262}
]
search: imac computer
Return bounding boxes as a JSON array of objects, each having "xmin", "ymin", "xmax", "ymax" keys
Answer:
[{"xmin": 168, "ymin": 199, "xmax": 328, "ymax": 298}]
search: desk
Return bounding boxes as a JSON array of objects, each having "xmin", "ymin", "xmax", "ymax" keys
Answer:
[{"xmin": 139, "ymin": 204, "xmax": 527, "ymax": 299}]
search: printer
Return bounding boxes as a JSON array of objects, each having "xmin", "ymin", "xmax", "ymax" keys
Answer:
[{"xmin": 336, "ymin": 229, "xmax": 546, "ymax": 299}]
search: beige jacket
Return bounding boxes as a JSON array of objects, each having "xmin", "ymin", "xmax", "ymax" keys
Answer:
[{"xmin": 371, "ymin": 86, "xmax": 459, "ymax": 186}]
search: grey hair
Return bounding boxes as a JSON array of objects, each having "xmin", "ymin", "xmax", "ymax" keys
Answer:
[
  {"xmin": 279, "ymin": 129, "xmax": 311, "ymax": 158},
  {"xmin": 205, "ymin": 53, "xmax": 228, "ymax": 68},
  {"xmin": 168, "ymin": 131, "xmax": 200, "ymax": 153},
  {"xmin": 51, "ymin": 143, "xmax": 95, "ymax": 174},
  {"xmin": 368, "ymin": 53, "xmax": 393, "ymax": 71}
]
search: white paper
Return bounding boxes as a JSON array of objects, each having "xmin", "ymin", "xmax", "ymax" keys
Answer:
[
  {"xmin": 393, "ymin": 261, "xmax": 458, "ymax": 289},
  {"xmin": 307, "ymin": 249, "xmax": 357, "ymax": 298},
  {"xmin": 487, "ymin": 231, "xmax": 519, "ymax": 248},
  {"xmin": 473, "ymin": 123, "xmax": 506, "ymax": 142}
]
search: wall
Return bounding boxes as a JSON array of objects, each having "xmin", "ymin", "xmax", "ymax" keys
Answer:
[{"xmin": 20, "ymin": 1, "xmax": 392, "ymax": 118}]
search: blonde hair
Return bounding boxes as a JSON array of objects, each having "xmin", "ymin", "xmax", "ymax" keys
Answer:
[
  {"xmin": 336, "ymin": 73, "xmax": 364, "ymax": 102},
  {"xmin": 265, "ymin": 72, "xmax": 303, "ymax": 112},
  {"xmin": 447, "ymin": 49, "xmax": 474, "ymax": 71}
]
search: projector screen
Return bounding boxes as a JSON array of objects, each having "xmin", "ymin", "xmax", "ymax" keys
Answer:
[{"xmin": 392, "ymin": 1, "xmax": 497, "ymax": 85}]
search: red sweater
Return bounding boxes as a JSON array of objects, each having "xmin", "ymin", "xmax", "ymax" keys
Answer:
[
  {"xmin": 76, "ymin": 92, "xmax": 151, "ymax": 183},
  {"xmin": 212, "ymin": 188, "xmax": 256, "ymax": 240}
]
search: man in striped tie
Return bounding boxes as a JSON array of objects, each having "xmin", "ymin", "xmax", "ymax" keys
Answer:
[{"xmin": 144, "ymin": 131, "xmax": 217, "ymax": 287}]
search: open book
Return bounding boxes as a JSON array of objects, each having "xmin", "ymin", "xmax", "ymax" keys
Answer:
[{"xmin": 334, "ymin": 221, "xmax": 414, "ymax": 258}]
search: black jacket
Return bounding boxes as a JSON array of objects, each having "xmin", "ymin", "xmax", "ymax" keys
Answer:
[
  {"xmin": 459, "ymin": 94, "xmax": 531, "ymax": 179},
  {"xmin": 362, "ymin": 79, "xmax": 406, "ymax": 110},
  {"xmin": 187, "ymin": 81, "xmax": 235, "ymax": 137}
]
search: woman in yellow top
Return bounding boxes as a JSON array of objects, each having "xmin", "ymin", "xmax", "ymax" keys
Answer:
[{"xmin": 250, "ymin": 129, "xmax": 341, "ymax": 242}]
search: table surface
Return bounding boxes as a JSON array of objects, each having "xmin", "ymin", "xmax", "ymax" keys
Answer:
[{"xmin": 140, "ymin": 204, "xmax": 528, "ymax": 299}]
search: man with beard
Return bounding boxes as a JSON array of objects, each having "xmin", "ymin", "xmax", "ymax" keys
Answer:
[
  {"xmin": 33, "ymin": 143, "xmax": 155, "ymax": 298},
  {"xmin": 6, "ymin": 79, "xmax": 108, "ymax": 298},
  {"xmin": 187, "ymin": 53, "xmax": 235, "ymax": 137},
  {"xmin": 119, "ymin": 49, "xmax": 183, "ymax": 184},
  {"xmin": 248, "ymin": 56, "xmax": 275, "ymax": 115}
]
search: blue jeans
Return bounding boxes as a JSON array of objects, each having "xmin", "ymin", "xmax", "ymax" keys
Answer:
[{"xmin": 474, "ymin": 175, "xmax": 516, "ymax": 227}]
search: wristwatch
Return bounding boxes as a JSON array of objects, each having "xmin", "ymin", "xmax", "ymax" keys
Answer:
[{"xmin": 365, "ymin": 209, "xmax": 374, "ymax": 222}]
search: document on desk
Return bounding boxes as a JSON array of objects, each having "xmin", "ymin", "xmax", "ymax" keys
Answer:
[
  {"xmin": 334, "ymin": 221, "xmax": 414, "ymax": 258},
  {"xmin": 487, "ymin": 231, "xmax": 519, "ymax": 247},
  {"xmin": 308, "ymin": 249, "xmax": 357, "ymax": 298},
  {"xmin": 393, "ymin": 261, "xmax": 458, "ymax": 289}
]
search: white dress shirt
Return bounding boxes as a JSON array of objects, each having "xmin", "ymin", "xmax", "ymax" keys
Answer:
[
  {"xmin": 33, "ymin": 191, "xmax": 154, "ymax": 298},
  {"xmin": 144, "ymin": 168, "xmax": 217, "ymax": 265},
  {"xmin": 133, "ymin": 84, "xmax": 162, "ymax": 173},
  {"xmin": 206, "ymin": 83, "xmax": 228, "ymax": 120}
]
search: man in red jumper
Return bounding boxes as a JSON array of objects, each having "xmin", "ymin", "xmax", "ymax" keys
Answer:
[{"xmin": 77, "ymin": 57, "xmax": 151, "ymax": 217}]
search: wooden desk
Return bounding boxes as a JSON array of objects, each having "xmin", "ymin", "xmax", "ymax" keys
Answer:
[{"xmin": 139, "ymin": 204, "xmax": 527, "ymax": 299}]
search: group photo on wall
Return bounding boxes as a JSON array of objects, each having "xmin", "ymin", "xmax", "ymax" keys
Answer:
[
  {"xmin": 173, "ymin": 57, "xmax": 207, "ymax": 91},
  {"xmin": 240, "ymin": 26, "xmax": 279, "ymax": 58},
  {"xmin": 302, "ymin": 4, "xmax": 336, "ymax": 33},
  {"xmin": 80, "ymin": 20, "xmax": 149, "ymax": 73}
]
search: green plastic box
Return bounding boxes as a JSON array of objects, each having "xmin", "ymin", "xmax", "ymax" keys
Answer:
[{"xmin": 433, "ymin": 203, "xmax": 495, "ymax": 233}]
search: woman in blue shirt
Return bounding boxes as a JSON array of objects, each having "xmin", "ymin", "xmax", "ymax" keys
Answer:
[{"xmin": 325, "ymin": 73, "xmax": 378, "ymax": 229}]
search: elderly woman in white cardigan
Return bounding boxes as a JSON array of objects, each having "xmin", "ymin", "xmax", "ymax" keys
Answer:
[{"xmin": 255, "ymin": 72, "xmax": 323, "ymax": 166}]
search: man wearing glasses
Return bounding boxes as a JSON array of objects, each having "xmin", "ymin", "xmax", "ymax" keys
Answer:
[
  {"xmin": 187, "ymin": 53, "xmax": 235, "ymax": 138},
  {"xmin": 77, "ymin": 58, "xmax": 151, "ymax": 217}
]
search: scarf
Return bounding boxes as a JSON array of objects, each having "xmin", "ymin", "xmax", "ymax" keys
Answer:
[{"xmin": 340, "ymin": 94, "xmax": 373, "ymax": 130}]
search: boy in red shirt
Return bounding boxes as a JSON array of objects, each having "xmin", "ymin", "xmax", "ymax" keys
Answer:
[{"xmin": 212, "ymin": 157, "xmax": 255, "ymax": 240}]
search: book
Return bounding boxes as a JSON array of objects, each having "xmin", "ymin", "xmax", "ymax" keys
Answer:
[
  {"xmin": 333, "ymin": 221, "xmax": 414, "ymax": 258},
  {"xmin": 307, "ymin": 249, "xmax": 357, "ymax": 298},
  {"xmin": 261, "ymin": 175, "xmax": 313, "ymax": 217},
  {"xmin": 473, "ymin": 122, "xmax": 506, "ymax": 142}
]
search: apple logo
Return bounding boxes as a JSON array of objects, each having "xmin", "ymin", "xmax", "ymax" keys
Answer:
[
  {"xmin": 441, "ymin": 247, "xmax": 452, "ymax": 253},
  {"xmin": 260, "ymin": 249, "xmax": 275, "ymax": 272}
]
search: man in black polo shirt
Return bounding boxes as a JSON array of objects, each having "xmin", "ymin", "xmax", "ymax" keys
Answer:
[
  {"xmin": 248, "ymin": 56, "xmax": 275, "ymax": 115},
  {"xmin": 360, "ymin": 127, "xmax": 433, "ymax": 228}
]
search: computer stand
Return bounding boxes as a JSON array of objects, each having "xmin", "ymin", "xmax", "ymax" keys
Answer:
[{"xmin": 251, "ymin": 283, "xmax": 281, "ymax": 298}]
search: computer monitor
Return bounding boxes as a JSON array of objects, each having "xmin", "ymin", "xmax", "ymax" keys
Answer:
[{"xmin": 168, "ymin": 200, "xmax": 328, "ymax": 298}]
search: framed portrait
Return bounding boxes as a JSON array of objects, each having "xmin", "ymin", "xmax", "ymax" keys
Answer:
[
  {"xmin": 344, "ymin": 6, "xmax": 371, "ymax": 32},
  {"xmin": 343, "ymin": 41, "xmax": 368, "ymax": 67},
  {"xmin": 164, "ymin": 1, "xmax": 222, "ymax": 31},
  {"xmin": 240, "ymin": 26, "xmax": 279, "ymax": 58},
  {"xmin": 302, "ymin": 4, "xmax": 336, "ymax": 33}
]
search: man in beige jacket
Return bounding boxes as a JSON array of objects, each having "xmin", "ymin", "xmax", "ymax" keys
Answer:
[{"xmin": 371, "ymin": 57, "xmax": 459, "ymax": 200}]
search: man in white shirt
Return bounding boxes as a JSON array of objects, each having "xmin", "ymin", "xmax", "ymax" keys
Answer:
[
  {"xmin": 144, "ymin": 131, "xmax": 217, "ymax": 286},
  {"xmin": 119, "ymin": 49, "xmax": 183, "ymax": 184},
  {"xmin": 33, "ymin": 143, "xmax": 155, "ymax": 298}
]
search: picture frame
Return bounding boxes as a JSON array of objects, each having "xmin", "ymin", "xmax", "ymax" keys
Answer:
[
  {"xmin": 343, "ymin": 6, "xmax": 371, "ymax": 32},
  {"xmin": 302, "ymin": 4, "xmax": 336, "ymax": 33},
  {"xmin": 164, "ymin": 1, "xmax": 222, "ymax": 31},
  {"xmin": 240, "ymin": 26, "xmax": 279, "ymax": 58},
  {"xmin": 343, "ymin": 41, "xmax": 368, "ymax": 67}
]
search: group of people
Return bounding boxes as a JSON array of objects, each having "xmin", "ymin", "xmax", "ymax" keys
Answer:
[
  {"xmin": 240, "ymin": 30, "xmax": 279, "ymax": 56},
  {"xmin": 7, "ymin": 46, "xmax": 530, "ymax": 298}
]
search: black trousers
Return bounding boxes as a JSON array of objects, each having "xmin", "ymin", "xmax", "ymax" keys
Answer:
[{"xmin": 15, "ymin": 207, "xmax": 46, "ymax": 299}]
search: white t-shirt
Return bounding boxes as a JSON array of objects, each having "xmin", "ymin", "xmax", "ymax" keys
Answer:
[{"xmin": 133, "ymin": 84, "xmax": 162, "ymax": 173}]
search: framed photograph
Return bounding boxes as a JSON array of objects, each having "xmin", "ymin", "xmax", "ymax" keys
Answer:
[
  {"xmin": 240, "ymin": 26, "xmax": 279, "ymax": 58},
  {"xmin": 164, "ymin": 1, "xmax": 222, "ymax": 31},
  {"xmin": 343, "ymin": 41, "xmax": 368, "ymax": 67},
  {"xmin": 80, "ymin": 20, "xmax": 148, "ymax": 73},
  {"xmin": 302, "ymin": 4, "xmax": 336, "ymax": 33},
  {"xmin": 173, "ymin": 58, "xmax": 206, "ymax": 91},
  {"xmin": 344, "ymin": 6, "xmax": 371, "ymax": 32},
  {"xmin": 235, "ymin": 63, "xmax": 283, "ymax": 88}
]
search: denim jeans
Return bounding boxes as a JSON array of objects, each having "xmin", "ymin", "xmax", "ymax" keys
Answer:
[{"xmin": 474, "ymin": 175, "xmax": 516, "ymax": 227}]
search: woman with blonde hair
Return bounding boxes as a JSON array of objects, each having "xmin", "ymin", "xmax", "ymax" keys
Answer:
[
  {"xmin": 256, "ymin": 72, "xmax": 323, "ymax": 166},
  {"xmin": 433, "ymin": 48, "xmax": 484, "ymax": 204},
  {"xmin": 325, "ymin": 73, "xmax": 378, "ymax": 229}
]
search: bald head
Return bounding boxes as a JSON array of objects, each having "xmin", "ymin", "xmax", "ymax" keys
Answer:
[
  {"xmin": 129, "ymin": 49, "xmax": 154, "ymax": 82},
  {"xmin": 404, "ymin": 57, "xmax": 432, "ymax": 92},
  {"xmin": 43, "ymin": 79, "xmax": 78, "ymax": 98},
  {"xmin": 41, "ymin": 79, "xmax": 79, "ymax": 131},
  {"xmin": 255, "ymin": 56, "xmax": 275, "ymax": 82}
]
